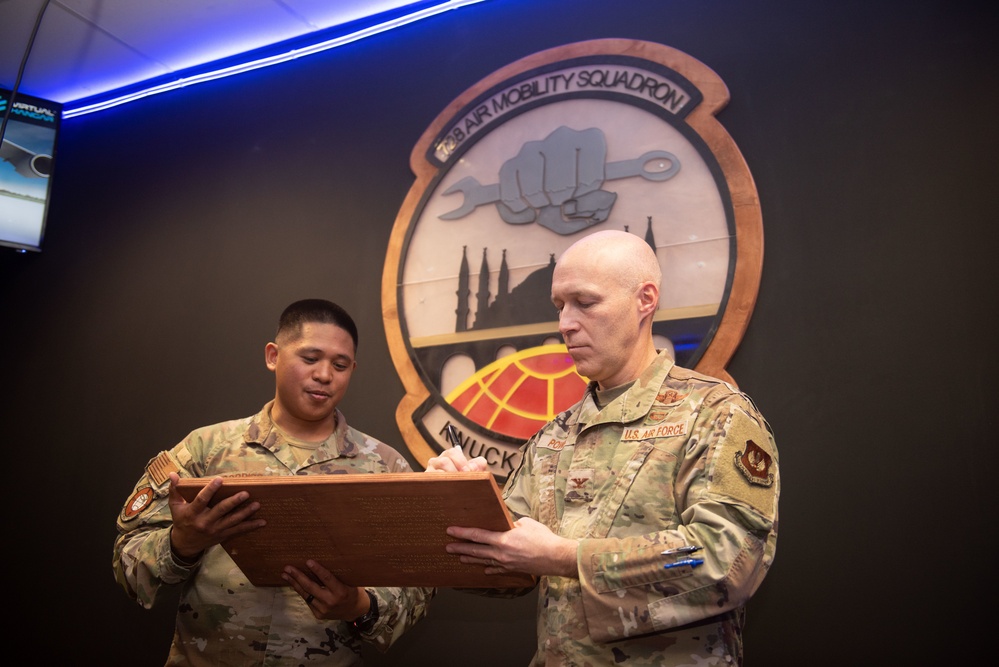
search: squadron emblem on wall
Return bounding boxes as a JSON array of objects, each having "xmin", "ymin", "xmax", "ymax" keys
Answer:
[{"xmin": 382, "ymin": 39, "xmax": 764, "ymax": 478}]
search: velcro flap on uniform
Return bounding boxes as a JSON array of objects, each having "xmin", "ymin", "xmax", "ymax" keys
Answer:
[{"xmin": 712, "ymin": 409, "xmax": 778, "ymax": 519}]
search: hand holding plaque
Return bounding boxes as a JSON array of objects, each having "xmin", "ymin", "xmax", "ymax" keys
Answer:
[{"xmin": 176, "ymin": 472, "xmax": 536, "ymax": 589}]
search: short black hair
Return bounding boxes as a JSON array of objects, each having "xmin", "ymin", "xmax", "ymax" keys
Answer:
[{"xmin": 276, "ymin": 299, "xmax": 359, "ymax": 351}]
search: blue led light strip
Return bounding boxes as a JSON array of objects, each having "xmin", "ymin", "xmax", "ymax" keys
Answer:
[{"xmin": 62, "ymin": 0, "xmax": 489, "ymax": 119}]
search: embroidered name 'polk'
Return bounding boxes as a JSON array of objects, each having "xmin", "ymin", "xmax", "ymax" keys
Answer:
[
  {"xmin": 735, "ymin": 440, "xmax": 775, "ymax": 486},
  {"xmin": 543, "ymin": 437, "xmax": 568, "ymax": 451}
]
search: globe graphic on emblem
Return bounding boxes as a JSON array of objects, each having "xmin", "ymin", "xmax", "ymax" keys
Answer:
[{"xmin": 445, "ymin": 344, "xmax": 588, "ymax": 439}]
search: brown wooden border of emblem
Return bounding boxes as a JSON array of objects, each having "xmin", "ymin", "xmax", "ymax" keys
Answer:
[{"xmin": 382, "ymin": 38, "xmax": 763, "ymax": 466}]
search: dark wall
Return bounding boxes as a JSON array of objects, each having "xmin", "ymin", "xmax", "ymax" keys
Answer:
[{"xmin": 2, "ymin": 1, "xmax": 996, "ymax": 664}]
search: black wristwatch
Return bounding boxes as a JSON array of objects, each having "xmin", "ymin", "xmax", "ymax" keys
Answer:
[{"xmin": 352, "ymin": 589, "xmax": 379, "ymax": 633}]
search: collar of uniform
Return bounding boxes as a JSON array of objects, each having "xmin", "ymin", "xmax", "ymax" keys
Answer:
[
  {"xmin": 315, "ymin": 408, "xmax": 358, "ymax": 460},
  {"xmin": 244, "ymin": 400, "xmax": 281, "ymax": 450},
  {"xmin": 576, "ymin": 350, "xmax": 677, "ymax": 427},
  {"xmin": 244, "ymin": 401, "xmax": 356, "ymax": 462}
]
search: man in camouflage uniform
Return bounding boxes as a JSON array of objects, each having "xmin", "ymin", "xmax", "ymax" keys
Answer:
[
  {"xmin": 429, "ymin": 231, "xmax": 778, "ymax": 665},
  {"xmin": 114, "ymin": 299, "xmax": 434, "ymax": 665}
]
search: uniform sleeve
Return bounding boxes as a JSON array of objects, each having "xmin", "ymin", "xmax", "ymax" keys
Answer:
[
  {"xmin": 359, "ymin": 585, "xmax": 437, "ymax": 651},
  {"xmin": 112, "ymin": 441, "xmax": 202, "ymax": 609},
  {"xmin": 576, "ymin": 391, "xmax": 779, "ymax": 643},
  {"xmin": 502, "ymin": 436, "xmax": 540, "ymax": 520},
  {"xmin": 371, "ymin": 440, "xmax": 420, "ymax": 474}
]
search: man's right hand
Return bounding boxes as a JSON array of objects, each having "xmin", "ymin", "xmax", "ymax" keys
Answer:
[
  {"xmin": 166, "ymin": 472, "xmax": 266, "ymax": 561},
  {"xmin": 425, "ymin": 448, "xmax": 489, "ymax": 473}
]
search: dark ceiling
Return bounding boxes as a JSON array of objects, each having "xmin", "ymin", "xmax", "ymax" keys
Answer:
[{"xmin": 0, "ymin": 0, "xmax": 492, "ymax": 115}]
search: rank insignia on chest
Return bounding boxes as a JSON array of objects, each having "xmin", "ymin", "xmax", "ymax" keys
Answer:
[
  {"xmin": 735, "ymin": 440, "xmax": 775, "ymax": 487},
  {"xmin": 567, "ymin": 469, "xmax": 593, "ymax": 490}
]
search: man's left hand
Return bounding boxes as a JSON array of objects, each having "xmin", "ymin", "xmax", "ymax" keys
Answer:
[{"xmin": 282, "ymin": 560, "xmax": 369, "ymax": 620}]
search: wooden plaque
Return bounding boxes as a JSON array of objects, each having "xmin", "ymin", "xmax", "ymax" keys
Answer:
[{"xmin": 175, "ymin": 472, "xmax": 536, "ymax": 589}]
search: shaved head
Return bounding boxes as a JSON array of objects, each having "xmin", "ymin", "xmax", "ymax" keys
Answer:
[
  {"xmin": 552, "ymin": 229, "xmax": 662, "ymax": 388},
  {"xmin": 557, "ymin": 230, "xmax": 662, "ymax": 298}
]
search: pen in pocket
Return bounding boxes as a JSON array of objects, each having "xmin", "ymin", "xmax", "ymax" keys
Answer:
[
  {"xmin": 661, "ymin": 545, "xmax": 703, "ymax": 556},
  {"xmin": 663, "ymin": 558, "xmax": 704, "ymax": 570}
]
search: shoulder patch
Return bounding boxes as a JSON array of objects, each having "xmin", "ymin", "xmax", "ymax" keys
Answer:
[
  {"xmin": 711, "ymin": 409, "xmax": 778, "ymax": 519},
  {"xmin": 120, "ymin": 486, "xmax": 155, "ymax": 522},
  {"xmin": 735, "ymin": 440, "xmax": 775, "ymax": 486},
  {"xmin": 147, "ymin": 451, "xmax": 178, "ymax": 486}
]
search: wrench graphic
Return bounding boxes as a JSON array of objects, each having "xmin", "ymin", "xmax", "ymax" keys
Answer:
[{"xmin": 438, "ymin": 149, "xmax": 680, "ymax": 220}]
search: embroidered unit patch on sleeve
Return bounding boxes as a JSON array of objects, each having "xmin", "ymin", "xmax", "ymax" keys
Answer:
[
  {"xmin": 711, "ymin": 409, "xmax": 778, "ymax": 519},
  {"xmin": 735, "ymin": 440, "xmax": 775, "ymax": 487},
  {"xmin": 121, "ymin": 486, "xmax": 154, "ymax": 522}
]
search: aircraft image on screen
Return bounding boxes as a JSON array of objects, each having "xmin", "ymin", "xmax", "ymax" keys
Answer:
[{"xmin": 0, "ymin": 138, "xmax": 51, "ymax": 178}]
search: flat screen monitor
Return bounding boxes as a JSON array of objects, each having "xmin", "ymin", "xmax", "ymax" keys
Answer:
[{"xmin": 1, "ymin": 88, "xmax": 61, "ymax": 252}]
